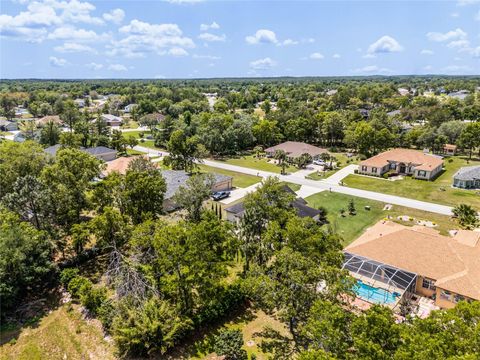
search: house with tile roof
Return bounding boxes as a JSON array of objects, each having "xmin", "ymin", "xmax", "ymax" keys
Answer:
[
  {"xmin": 358, "ymin": 148, "xmax": 443, "ymax": 180},
  {"xmin": 344, "ymin": 220, "xmax": 480, "ymax": 309},
  {"xmin": 265, "ymin": 141, "xmax": 328, "ymax": 161}
]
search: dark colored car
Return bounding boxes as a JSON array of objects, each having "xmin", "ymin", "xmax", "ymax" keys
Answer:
[{"xmin": 212, "ymin": 191, "xmax": 230, "ymax": 201}]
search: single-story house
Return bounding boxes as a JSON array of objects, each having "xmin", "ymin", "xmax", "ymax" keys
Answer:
[
  {"xmin": 443, "ymin": 144, "xmax": 457, "ymax": 156},
  {"xmin": 44, "ymin": 145, "xmax": 117, "ymax": 162},
  {"xmin": 225, "ymin": 186, "xmax": 321, "ymax": 224},
  {"xmin": 162, "ymin": 170, "xmax": 233, "ymax": 211},
  {"xmin": 100, "ymin": 114, "xmax": 123, "ymax": 126},
  {"xmin": 74, "ymin": 99, "xmax": 85, "ymax": 108},
  {"xmin": 344, "ymin": 220, "xmax": 480, "ymax": 309},
  {"xmin": 265, "ymin": 141, "xmax": 328, "ymax": 161},
  {"xmin": 124, "ymin": 104, "xmax": 137, "ymax": 113},
  {"xmin": 36, "ymin": 115, "xmax": 62, "ymax": 127},
  {"xmin": 14, "ymin": 130, "xmax": 40, "ymax": 142},
  {"xmin": 453, "ymin": 166, "xmax": 480, "ymax": 189},
  {"xmin": 447, "ymin": 90, "xmax": 469, "ymax": 100},
  {"xmin": 358, "ymin": 148, "xmax": 443, "ymax": 180},
  {"xmin": 0, "ymin": 119, "xmax": 18, "ymax": 131}
]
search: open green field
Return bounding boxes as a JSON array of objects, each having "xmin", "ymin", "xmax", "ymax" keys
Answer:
[
  {"xmin": 343, "ymin": 156, "xmax": 480, "ymax": 209},
  {"xmin": 1, "ymin": 305, "xmax": 115, "ymax": 360},
  {"xmin": 123, "ymin": 130, "xmax": 152, "ymax": 139},
  {"xmin": 213, "ymin": 155, "xmax": 297, "ymax": 174},
  {"xmin": 306, "ymin": 191, "xmax": 454, "ymax": 245},
  {"xmin": 198, "ymin": 164, "xmax": 262, "ymax": 188}
]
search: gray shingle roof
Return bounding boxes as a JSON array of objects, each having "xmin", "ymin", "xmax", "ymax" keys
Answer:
[
  {"xmin": 162, "ymin": 170, "xmax": 232, "ymax": 199},
  {"xmin": 83, "ymin": 146, "xmax": 116, "ymax": 155},
  {"xmin": 454, "ymin": 166, "xmax": 480, "ymax": 181}
]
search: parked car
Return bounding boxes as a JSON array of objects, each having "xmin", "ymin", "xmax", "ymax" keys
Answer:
[
  {"xmin": 313, "ymin": 160, "xmax": 326, "ymax": 166},
  {"xmin": 212, "ymin": 191, "xmax": 230, "ymax": 201}
]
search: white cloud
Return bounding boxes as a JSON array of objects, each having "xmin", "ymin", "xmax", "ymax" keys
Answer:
[
  {"xmin": 103, "ymin": 8, "xmax": 125, "ymax": 24},
  {"xmin": 282, "ymin": 39, "xmax": 298, "ymax": 46},
  {"xmin": 47, "ymin": 26, "xmax": 107, "ymax": 42},
  {"xmin": 154, "ymin": 74, "xmax": 166, "ymax": 79},
  {"xmin": 367, "ymin": 35, "xmax": 403, "ymax": 54},
  {"xmin": 309, "ymin": 52, "xmax": 324, "ymax": 59},
  {"xmin": 451, "ymin": 12, "xmax": 460, "ymax": 17},
  {"xmin": 245, "ymin": 29, "xmax": 278, "ymax": 45},
  {"xmin": 198, "ymin": 32, "xmax": 226, "ymax": 42},
  {"xmin": 447, "ymin": 39, "xmax": 470, "ymax": 48},
  {"xmin": 108, "ymin": 63, "xmax": 127, "ymax": 72},
  {"xmin": 332, "ymin": 53, "xmax": 341, "ymax": 59},
  {"xmin": 420, "ymin": 49, "xmax": 434, "ymax": 55},
  {"xmin": 250, "ymin": 57, "xmax": 276, "ymax": 70},
  {"xmin": 353, "ymin": 65, "xmax": 392, "ymax": 74},
  {"xmin": 457, "ymin": 0, "xmax": 480, "ymax": 6},
  {"xmin": 86, "ymin": 62, "xmax": 103, "ymax": 70},
  {"xmin": 109, "ymin": 19, "xmax": 194, "ymax": 58},
  {"xmin": 362, "ymin": 53, "xmax": 376, "ymax": 59},
  {"xmin": 168, "ymin": 47, "xmax": 188, "ymax": 56},
  {"xmin": 193, "ymin": 54, "xmax": 221, "ymax": 60},
  {"xmin": 427, "ymin": 28, "xmax": 467, "ymax": 42},
  {"xmin": 49, "ymin": 56, "xmax": 68, "ymax": 67},
  {"xmin": 54, "ymin": 42, "xmax": 97, "ymax": 53},
  {"xmin": 200, "ymin": 21, "xmax": 219, "ymax": 31}
]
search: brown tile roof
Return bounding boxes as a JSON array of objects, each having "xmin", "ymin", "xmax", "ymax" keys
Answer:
[
  {"xmin": 346, "ymin": 221, "xmax": 480, "ymax": 300},
  {"xmin": 444, "ymin": 144, "xmax": 457, "ymax": 150},
  {"xmin": 360, "ymin": 148, "xmax": 443, "ymax": 171},
  {"xmin": 265, "ymin": 141, "xmax": 327, "ymax": 158},
  {"xmin": 103, "ymin": 156, "xmax": 143, "ymax": 175}
]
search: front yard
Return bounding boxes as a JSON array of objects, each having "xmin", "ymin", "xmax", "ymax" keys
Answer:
[
  {"xmin": 342, "ymin": 156, "xmax": 480, "ymax": 209},
  {"xmin": 197, "ymin": 164, "xmax": 262, "ymax": 189},
  {"xmin": 306, "ymin": 152, "xmax": 359, "ymax": 180},
  {"xmin": 306, "ymin": 192, "xmax": 454, "ymax": 245}
]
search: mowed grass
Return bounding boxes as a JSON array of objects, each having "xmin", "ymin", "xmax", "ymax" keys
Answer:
[
  {"xmin": 198, "ymin": 164, "xmax": 262, "ymax": 188},
  {"xmin": 213, "ymin": 155, "xmax": 297, "ymax": 174},
  {"xmin": 306, "ymin": 191, "xmax": 454, "ymax": 245},
  {"xmin": 1, "ymin": 305, "xmax": 115, "ymax": 360},
  {"xmin": 343, "ymin": 156, "xmax": 480, "ymax": 209},
  {"xmin": 123, "ymin": 130, "xmax": 152, "ymax": 139}
]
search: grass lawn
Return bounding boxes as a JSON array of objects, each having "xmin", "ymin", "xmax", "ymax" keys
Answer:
[
  {"xmin": 126, "ymin": 148, "xmax": 146, "ymax": 155},
  {"xmin": 213, "ymin": 155, "xmax": 297, "ymax": 174},
  {"xmin": 306, "ymin": 152, "xmax": 359, "ymax": 181},
  {"xmin": 281, "ymin": 182, "xmax": 301, "ymax": 192},
  {"xmin": 198, "ymin": 164, "xmax": 262, "ymax": 189},
  {"xmin": 1, "ymin": 304, "xmax": 115, "ymax": 360},
  {"xmin": 123, "ymin": 130, "xmax": 151, "ymax": 139},
  {"xmin": 306, "ymin": 191, "xmax": 454, "ymax": 246},
  {"xmin": 137, "ymin": 139, "xmax": 166, "ymax": 150},
  {"xmin": 306, "ymin": 169, "xmax": 338, "ymax": 180},
  {"xmin": 343, "ymin": 156, "xmax": 480, "ymax": 209}
]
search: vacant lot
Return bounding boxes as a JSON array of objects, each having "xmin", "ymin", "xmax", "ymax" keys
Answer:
[
  {"xmin": 1, "ymin": 305, "xmax": 115, "ymax": 360},
  {"xmin": 306, "ymin": 191, "xmax": 454, "ymax": 245},
  {"xmin": 198, "ymin": 164, "xmax": 262, "ymax": 188},
  {"xmin": 214, "ymin": 155, "xmax": 297, "ymax": 174},
  {"xmin": 343, "ymin": 156, "xmax": 480, "ymax": 209}
]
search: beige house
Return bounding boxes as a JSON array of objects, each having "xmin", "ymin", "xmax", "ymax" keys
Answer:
[
  {"xmin": 265, "ymin": 141, "xmax": 328, "ymax": 161},
  {"xmin": 358, "ymin": 148, "xmax": 443, "ymax": 180},
  {"xmin": 345, "ymin": 221, "xmax": 480, "ymax": 309}
]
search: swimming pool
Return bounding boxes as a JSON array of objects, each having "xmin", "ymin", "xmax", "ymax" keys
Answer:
[{"xmin": 354, "ymin": 280, "xmax": 400, "ymax": 304}]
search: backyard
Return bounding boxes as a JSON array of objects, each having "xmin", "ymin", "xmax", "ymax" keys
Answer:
[
  {"xmin": 306, "ymin": 191, "xmax": 454, "ymax": 245},
  {"xmin": 342, "ymin": 156, "xmax": 480, "ymax": 209}
]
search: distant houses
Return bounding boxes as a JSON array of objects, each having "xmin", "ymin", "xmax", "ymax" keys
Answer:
[
  {"xmin": 100, "ymin": 114, "xmax": 123, "ymax": 126},
  {"xmin": 0, "ymin": 119, "xmax": 18, "ymax": 131},
  {"xmin": 358, "ymin": 148, "xmax": 443, "ymax": 180},
  {"xmin": 124, "ymin": 104, "xmax": 137, "ymax": 113},
  {"xmin": 44, "ymin": 144, "xmax": 117, "ymax": 162}
]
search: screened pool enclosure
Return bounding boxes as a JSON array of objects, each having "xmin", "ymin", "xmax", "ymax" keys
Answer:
[{"xmin": 343, "ymin": 252, "xmax": 418, "ymax": 306}]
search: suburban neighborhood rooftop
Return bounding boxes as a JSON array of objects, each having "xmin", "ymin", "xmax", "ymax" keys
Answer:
[
  {"xmin": 265, "ymin": 141, "xmax": 328, "ymax": 158},
  {"xmin": 360, "ymin": 148, "xmax": 444, "ymax": 171}
]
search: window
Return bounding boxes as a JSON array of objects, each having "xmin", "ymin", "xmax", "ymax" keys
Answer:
[
  {"xmin": 417, "ymin": 170, "xmax": 426, "ymax": 177},
  {"xmin": 422, "ymin": 278, "xmax": 436, "ymax": 290},
  {"xmin": 440, "ymin": 290, "xmax": 452, "ymax": 301},
  {"xmin": 372, "ymin": 167, "xmax": 377, "ymax": 174},
  {"xmin": 389, "ymin": 163, "xmax": 396, "ymax": 169},
  {"xmin": 361, "ymin": 166, "xmax": 367, "ymax": 171},
  {"xmin": 453, "ymin": 294, "xmax": 465, "ymax": 303}
]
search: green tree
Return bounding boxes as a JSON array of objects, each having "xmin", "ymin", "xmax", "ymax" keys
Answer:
[
  {"xmin": 172, "ymin": 173, "xmax": 214, "ymax": 222},
  {"xmin": 214, "ymin": 328, "xmax": 248, "ymax": 360},
  {"xmin": 0, "ymin": 210, "xmax": 54, "ymax": 316},
  {"xmin": 452, "ymin": 204, "xmax": 479, "ymax": 229},
  {"xmin": 60, "ymin": 99, "xmax": 80, "ymax": 131},
  {"xmin": 111, "ymin": 129, "xmax": 127, "ymax": 155},
  {"xmin": 274, "ymin": 149, "xmax": 288, "ymax": 175},
  {"xmin": 457, "ymin": 122, "xmax": 480, "ymax": 159},
  {"xmin": 164, "ymin": 129, "xmax": 207, "ymax": 173},
  {"xmin": 40, "ymin": 120, "xmax": 61, "ymax": 146},
  {"xmin": 90, "ymin": 206, "xmax": 131, "ymax": 249}
]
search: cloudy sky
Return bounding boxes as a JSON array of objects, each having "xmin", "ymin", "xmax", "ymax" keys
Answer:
[{"xmin": 0, "ymin": 0, "xmax": 479, "ymax": 78}]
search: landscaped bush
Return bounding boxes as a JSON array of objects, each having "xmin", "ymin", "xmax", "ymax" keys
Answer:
[
  {"xmin": 214, "ymin": 328, "xmax": 247, "ymax": 360},
  {"xmin": 354, "ymin": 169, "xmax": 359, "ymax": 174}
]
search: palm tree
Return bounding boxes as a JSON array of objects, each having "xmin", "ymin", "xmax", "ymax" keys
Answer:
[
  {"xmin": 274, "ymin": 149, "xmax": 288, "ymax": 175},
  {"xmin": 452, "ymin": 204, "xmax": 479, "ymax": 229}
]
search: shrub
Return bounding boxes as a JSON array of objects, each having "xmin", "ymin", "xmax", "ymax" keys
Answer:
[
  {"xmin": 67, "ymin": 276, "xmax": 92, "ymax": 299},
  {"xmin": 354, "ymin": 169, "xmax": 359, "ymax": 174},
  {"xmin": 80, "ymin": 286, "xmax": 107, "ymax": 315},
  {"xmin": 97, "ymin": 299, "xmax": 116, "ymax": 331},
  {"xmin": 60, "ymin": 268, "xmax": 79, "ymax": 287},
  {"xmin": 214, "ymin": 328, "xmax": 247, "ymax": 360}
]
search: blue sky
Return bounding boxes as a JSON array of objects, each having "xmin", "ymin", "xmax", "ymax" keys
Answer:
[{"xmin": 0, "ymin": 0, "xmax": 479, "ymax": 78}]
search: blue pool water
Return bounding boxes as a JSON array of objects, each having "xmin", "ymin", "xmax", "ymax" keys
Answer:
[{"xmin": 354, "ymin": 280, "xmax": 400, "ymax": 304}]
